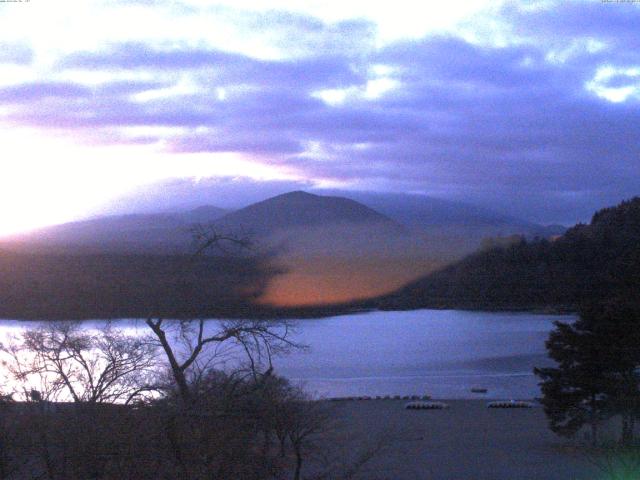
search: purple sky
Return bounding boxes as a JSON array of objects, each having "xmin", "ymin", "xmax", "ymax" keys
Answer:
[{"xmin": 0, "ymin": 0, "xmax": 639, "ymax": 233}]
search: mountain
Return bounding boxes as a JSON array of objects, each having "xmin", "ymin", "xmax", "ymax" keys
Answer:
[
  {"xmin": 309, "ymin": 190, "xmax": 565, "ymax": 259},
  {"xmin": 1, "ymin": 192, "xmax": 438, "ymax": 308},
  {"xmin": 318, "ymin": 190, "xmax": 565, "ymax": 243},
  {"xmin": 208, "ymin": 191, "xmax": 438, "ymax": 305},
  {"xmin": 319, "ymin": 190, "xmax": 530, "ymax": 229},
  {"xmin": 9, "ymin": 191, "xmax": 408, "ymax": 253},
  {"xmin": 102, "ymin": 181, "xmax": 566, "ymax": 248},
  {"xmin": 5, "ymin": 206, "xmax": 228, "ymax": 253},
  {"xmin": 0, "ymin": 189, "xmax": 567, "ymax": 311},
  {"xmin": 181, "ymin": 205, "xmax": 229, "ymax": 224},
  {"xmin": 378, "ymin": 197, "xmax": 640, "ymax": 312},
  {"xmin": 213, "ymin": 190, "xmax": 399, "ymax": 235}
]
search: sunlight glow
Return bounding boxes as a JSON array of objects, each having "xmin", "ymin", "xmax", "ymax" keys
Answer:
[
  {"xmin": 0, "ymin": 126, "xmax": 296, "ymax": 236},
  {"xmin": 312, "ymin": 87, "xmax": 352, "ymax": 105},
  {"xmin": 201, "ymin": 0, "xmax": 497, "ymax": 44}
]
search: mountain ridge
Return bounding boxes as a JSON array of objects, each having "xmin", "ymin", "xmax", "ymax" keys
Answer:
[{"xmin": 212, "ymin": 190, "xmax": 403, "ymax": 236}]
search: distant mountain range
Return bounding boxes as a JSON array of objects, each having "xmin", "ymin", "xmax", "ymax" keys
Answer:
[
  {"xmin": 321, "ymin": 189, "xmax": 536, "ymax": 229},
  {"xmin": 4, "ymin": 206, "xmax": 228, "ymax": 253},
  {"xmin": 7, "ymin": 190, "xmax": 562, "ymax": 253},
  {"xmin": 1, "ymin": 191, "xmax": 634, "ymax": 319},
  {"xmin": 1, "ymin": 190, "xmax": 566, "ymax": 311},
  {"xmin": 324, "ymin": 190, "xmax": 565, "ymax": 256},
  {"xmin": 377, "ymin": 197, "xmax": 640, "ymax": 312}
]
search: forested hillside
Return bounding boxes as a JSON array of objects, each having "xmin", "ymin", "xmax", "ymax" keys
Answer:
[{"xmin": 379, "ymin": 197, "xmax": 640, "ymax": 312}]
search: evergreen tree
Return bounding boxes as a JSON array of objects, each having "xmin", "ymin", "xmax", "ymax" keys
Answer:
[
  {"xmin": 581, "ymin": 300, "xmax": 640, "ymax": 445},
  {"xmin": 535, "ymin": 318, "xmax": 610, "ymax": 445},
  {"xmin": 535, "ymin": 298, "xmax": 640, "ymax": 445}
]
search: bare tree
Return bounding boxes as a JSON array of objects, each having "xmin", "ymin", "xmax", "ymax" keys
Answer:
[
  {"xmin": 0, "ymin": 228, "xmax": 391, "ymax": 480},
  {"xmin": 144, "ymin": 228, "xmax": 300, "ymax": 404},
  {"xmin": 279, "ymin": 391, "xmax": 332, "ymax": 480},
  {"xmin": 0, "ymin": 322, "xmax": 161, "ymax": 479},
  {"xmin": 1, "ymin": 321, "xmax": 159, "ymax": 404},
  {"xmin": 188, "ymin": 224, "xmax": 253, "ymax": 257},
  {"xmin": 145, "ymin": 318, "xmax": 299, "ymax": 404}
]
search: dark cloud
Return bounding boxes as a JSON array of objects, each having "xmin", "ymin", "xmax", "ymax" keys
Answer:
[
  {"xmin": 0, "ymin": 79, "xmax": 167, "ymax": 104},
  {"xmin": 168, "ymin": 132, "xmax": 303, "ymax": 155},
  {"xmin": 61, "ymin": 42, "xmax": 363, "ymax": 89},
  {"xmin": 4, "ymin": 1, "xmax": 640, "ymax": 223},
  {"xmin": 502, "ymin": 1, "xmax": 640, "ymax": 47},
  {"xmin": 380, "ymin": 36, "xmax": 554, "ymax": 90}
]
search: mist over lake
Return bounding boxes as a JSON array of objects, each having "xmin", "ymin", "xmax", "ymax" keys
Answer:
[{"xmin": 0, "ymin": 309, "xmax": 573, "ymax": 400}]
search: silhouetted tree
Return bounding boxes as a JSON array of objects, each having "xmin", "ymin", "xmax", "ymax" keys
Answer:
[
  {"xmin": 535, "ymin": 298, "xmax": 640, "ymax": 445},
  {"xmin": 2, "ymin": 321, "xmax": 159, "ymax": 404},
  {"xmin": 535, "ymin": 318, "xmax": 610, "ymax": 445},
  {"xmin": 145, "ymin": 229, "xmax": 298, "ymax": 405},
  {"xmin": 582, "ymin": 300, "xmax": 640, "ymax": 445},
  {"xmin": 145, "ymin": 318, "xmax": 298, "ymax": 405},
  {"xmin": 0, "ymin": 322, "xmax": 162, "ymax": 479}
]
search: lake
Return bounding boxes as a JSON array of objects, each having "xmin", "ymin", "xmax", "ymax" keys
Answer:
[{"xmin": 0, "ymin": 309, "xmax": 574, "ymax": 400}]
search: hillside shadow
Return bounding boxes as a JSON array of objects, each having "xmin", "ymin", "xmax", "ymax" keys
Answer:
[{"xmin": 0, "ymin": 242, "xmax": 288, "ymax": 320}]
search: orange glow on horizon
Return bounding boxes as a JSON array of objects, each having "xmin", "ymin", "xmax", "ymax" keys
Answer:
[{"xmin": 258, "ymin": 255, "xmax": 444, "ymax": 307}]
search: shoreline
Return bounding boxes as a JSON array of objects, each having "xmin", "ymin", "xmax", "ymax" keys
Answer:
[
  {"xmin": 320, "ymin": 395, "xmax": 540, "ymax": 403},
  {"xmin": 0, "ymin": 304, "xmax": 576, "ymax": 322}
]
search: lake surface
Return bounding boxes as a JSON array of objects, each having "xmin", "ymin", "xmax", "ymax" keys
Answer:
[{"xmin": 0, "ymin": 309, "xmax": 575, "ymax": 400}]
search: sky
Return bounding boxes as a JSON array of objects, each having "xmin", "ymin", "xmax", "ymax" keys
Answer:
[{"xmin": 0, "ymin": 0, "xmax": 639, "ymax": 234}]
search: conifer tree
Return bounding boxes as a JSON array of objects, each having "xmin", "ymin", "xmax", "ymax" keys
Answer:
[{"xmin": 535, "ymin": 298, "xmax": 640, "ymax": 445}]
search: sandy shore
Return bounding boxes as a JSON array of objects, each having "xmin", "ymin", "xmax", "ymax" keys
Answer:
[{"xmin": 320, "ymin": 399, "xmax": 604, "ymax": 480}]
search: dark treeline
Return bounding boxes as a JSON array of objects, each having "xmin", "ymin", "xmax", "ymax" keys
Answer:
[
  {"xmin": 379, "ymin": 197, "xmax": 640, "ymax": 312},
  {"xmin": 0, "ymin": 248, "xmax": 372, "ymax": 320},
  {"xmin": 0, "ymin": 373, "xmax": 330, "ymax": 480},
  {"xmin": 0, "ymin": 249, "xmax": 284, "ymax": 320}
]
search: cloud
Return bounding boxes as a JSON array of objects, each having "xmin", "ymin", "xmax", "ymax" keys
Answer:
[
  {"xmin": 60, "ymin": 42, "xmax": 363, "ymax": 89},
  {"xmin": 168, "ymin": 132, "xmax": 303, "ymax": 155},
  {"xmin": 0, "ymin": 82, "xmax": 91, "ymax": 102},
  {"xmin": 60, "ymin": 43, "xmax": 244, "ymax": 70},
  {"xmin": 502, "ymin": 1, "xmax": 640, "ymax": 48},
  {"xmin": 101, "ymin": 176, "xmax": 316, "ymax": 214},
  {"xmin": 1, "ymin": 1, "xmax": 640, "ymax": 224},
  {"xmin": 0, "ymin": 42, "xmax": 33, "ymax": 65}
]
